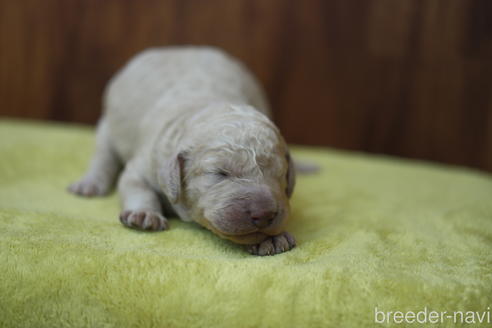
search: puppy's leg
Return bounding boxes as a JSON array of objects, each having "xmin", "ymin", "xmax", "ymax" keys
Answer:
[
  {"xmin": 118, "ymin": 166, "xmax": 169, "ymax": 231},
  {"xmin": 247, "ymin": 232, "xmax": 296, "ymax": 256},
  {"xmin": 68, "ymin": 119, "xmax": 121, "ymax": 197}
]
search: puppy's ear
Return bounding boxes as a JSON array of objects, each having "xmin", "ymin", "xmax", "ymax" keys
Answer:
[
  {"xmin": 161, "ymin": 152, "xmax": 186, "ymax": 204},
  {"xmin": 286, "ymin": 152, "xmax": 296, "ymax": 198}
]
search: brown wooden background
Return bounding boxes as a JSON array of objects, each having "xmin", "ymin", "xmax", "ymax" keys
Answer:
[{"xmin": 1, "ymin": 0, "xmax": 492, "ymax": 172}]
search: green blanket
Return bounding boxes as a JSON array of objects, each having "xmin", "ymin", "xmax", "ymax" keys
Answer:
[{"xmin": 1, "ymin": 120, "xmax": 491, "ymax": 327}]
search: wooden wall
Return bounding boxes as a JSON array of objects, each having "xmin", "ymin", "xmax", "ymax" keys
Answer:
[{"xmin": 1, "ymin": 0, "xmax": 492, "ymax": 172}]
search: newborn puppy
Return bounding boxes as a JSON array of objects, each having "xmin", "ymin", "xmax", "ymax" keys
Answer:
[{"xmin": 68, "ymin": 47, "xmax": 296, "ymax": 256}]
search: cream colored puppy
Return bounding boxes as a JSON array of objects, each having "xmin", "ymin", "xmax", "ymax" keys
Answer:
[{"xmin": 68, "ymin": 47, "xmax": 296, "ymax": 256}]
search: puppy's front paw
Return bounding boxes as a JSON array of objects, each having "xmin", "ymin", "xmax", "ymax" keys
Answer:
[
  {"xmin": 68, "ymin": 177, "xmax": 110, "ymax": 197},
  {"xmin": 247, "ymin": 232, "xmax": 296, "ymax": 256},
  {"xmin": 119, "ymin": 210, "xmax": 169, "ymax": 231}
]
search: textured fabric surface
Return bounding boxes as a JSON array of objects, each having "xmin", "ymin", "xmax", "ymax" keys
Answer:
[{"xmin": 1, "ymin": 120, "xmax": 491, "ymax": 327}]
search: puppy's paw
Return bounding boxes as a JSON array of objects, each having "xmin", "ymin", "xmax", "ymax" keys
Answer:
[
  {"xmin": 247, "ymin": 232, "xmax": 296, "ymax": 256},
  {"xmin": 68, "ymin": 177, "xmax": 110, "ymax": 197},
  {"xmin": 119, "ymin": 210, "xmax": 169, "ymax": 231}
]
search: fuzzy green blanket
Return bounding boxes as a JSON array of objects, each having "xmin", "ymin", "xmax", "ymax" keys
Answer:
[{"xmin": 1, "ymin": 120, "xmax": 491, "ymax": 328}]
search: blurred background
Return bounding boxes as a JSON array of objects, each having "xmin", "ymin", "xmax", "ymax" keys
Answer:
[{"xmin": 1, "ymin": 0, "xmax": 491, "ymax": 172}]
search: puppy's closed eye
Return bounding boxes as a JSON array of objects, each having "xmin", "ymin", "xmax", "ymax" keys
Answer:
[
  {"xmin": 206, "ymin": 169, "xmax": 231, "ymax": 179},
  {"xmin": 216, "ymin": 170, "xmax": 230, "ymax": 178}
]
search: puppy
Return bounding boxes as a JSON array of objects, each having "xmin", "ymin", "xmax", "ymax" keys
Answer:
[{"xmin": 69, "ymin": 46, "xmax": 296, "ymax": 256}]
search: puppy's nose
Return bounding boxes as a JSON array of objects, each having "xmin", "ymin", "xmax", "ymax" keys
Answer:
[{"xmin": 251, "ymin": 210, "xmax": 277, "ymax": 228}]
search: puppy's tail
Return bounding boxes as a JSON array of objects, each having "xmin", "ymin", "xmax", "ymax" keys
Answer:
[{"xmin": 294, "ymin": 159, "xmax": 320, "ymax": 174}]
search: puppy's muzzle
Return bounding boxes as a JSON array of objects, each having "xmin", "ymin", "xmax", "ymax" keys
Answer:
[{"xmin": 210, "ymin": 185, "xmax": 282, "ymax": 236}]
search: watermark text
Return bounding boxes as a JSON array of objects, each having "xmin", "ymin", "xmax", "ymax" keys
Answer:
[{"xmin": 374, "ymin": 307, "xmax": 491, "ymax": 324}]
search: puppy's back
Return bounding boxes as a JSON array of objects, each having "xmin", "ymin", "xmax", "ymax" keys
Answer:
[
  {"xmin": 103, "ymin": 47, "xmax": 270, "ymax": 160},
  {"xmin": 105, "ymin": 47, "xmax": 268, "ymax": 118}
]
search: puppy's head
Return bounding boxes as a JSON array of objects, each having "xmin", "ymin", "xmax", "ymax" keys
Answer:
[{"xmin": 159, "ymin": 106, "xmax": 295, "ymax": 244}]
